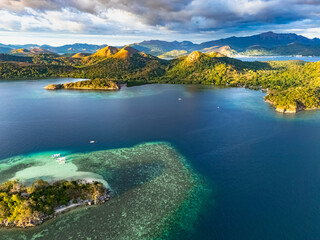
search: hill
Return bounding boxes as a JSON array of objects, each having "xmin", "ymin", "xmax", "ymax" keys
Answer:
[
  {"xmin": 70, "ymin": 46, "xmax": 167, "ymax": 83},
  {"xmin": 71, "ymin": 53, "xmax": 91, "ymax": 58},
  {"xmin": 92, "ymin": 46, "xmax": 120, "ymax": 58},
  {"xmin": 2, "ymin": 46, "xmax": 320, "ymax": 113}
]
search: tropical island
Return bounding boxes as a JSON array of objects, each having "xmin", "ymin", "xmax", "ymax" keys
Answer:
[
  {"xmin": 0, "ymin": 179, "xmax": 110, "ymax": 228},
  {"xmin": 45, "ymin": 78, "xmax": 119, "ymax": 91},
  {"xmin": 1, "ymin": 45, "xmax": 320, "ymax": 113}
]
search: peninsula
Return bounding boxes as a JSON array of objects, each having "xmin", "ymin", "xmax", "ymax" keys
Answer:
[{"xmin": 0, "ymin": 179, "xmax": 110, "ymax": 228}]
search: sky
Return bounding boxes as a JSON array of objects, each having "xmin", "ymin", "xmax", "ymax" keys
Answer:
[{"xmin": 1, "ymin": 0, "xmax": 320, "ymax": 46}]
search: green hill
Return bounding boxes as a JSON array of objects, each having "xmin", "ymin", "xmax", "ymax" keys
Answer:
[{"xmin": 1, "ymin": 46, "xmax": 320, "ymax": 113}]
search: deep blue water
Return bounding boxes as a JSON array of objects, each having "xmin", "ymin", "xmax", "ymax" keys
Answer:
[{"xmin": 2, "ymin": 79, "xmax": 320, "ymax": 239}]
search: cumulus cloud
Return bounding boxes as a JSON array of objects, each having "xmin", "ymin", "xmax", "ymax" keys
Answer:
[{"xmin": 1, "ymin": 0, "xmax": 320, "ymax": 38}]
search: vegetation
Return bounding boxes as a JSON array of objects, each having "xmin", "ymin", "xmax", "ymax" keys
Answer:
[
  {"xmin": 0, "ymin": 179, "xmax": 109, "ymax": 228},
  {"xmin": 46, "ymin": 78, "xmax": 119, "ymax": 90},
  {"xmin": 1, "ymin": 45, "xmax": 320, "ymax": 113},
  {"xmin": 158, "ymin": 50, "xmax": 188, "ymax": 59}
]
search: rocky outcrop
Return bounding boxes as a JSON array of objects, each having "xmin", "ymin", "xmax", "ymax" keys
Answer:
[
  {"xmin": 45, "ymin": 84, "xmax": 64, "ymax": 90},
  {"xmin": 265, "ymin": 99, "xmax": 305, "ymax": 113}
]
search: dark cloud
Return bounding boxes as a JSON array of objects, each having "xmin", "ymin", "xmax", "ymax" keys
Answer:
[{"xmin": 1, "ymin": 0, "xmax": 320, "ymax": 35}]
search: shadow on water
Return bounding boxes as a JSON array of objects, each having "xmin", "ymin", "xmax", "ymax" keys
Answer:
[
  {"xmin": 0, "ymin": 162, "xmax": 38, "ymax": 184},
  {"xmin": 101, "ymin": 163, "xmax": 165, "ymax": 196},
  {"xmin": 76, "ymin": 160, "xmax": 165, "ymax": 196}
]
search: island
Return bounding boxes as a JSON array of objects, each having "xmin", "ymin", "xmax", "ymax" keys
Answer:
[
  {"xmin": 0, "ymin": 179, "xmax": 110, "ymax": 228},
  {"xmin": 45, "ymin": 78, "xmax": 119, "ymax": 91}
]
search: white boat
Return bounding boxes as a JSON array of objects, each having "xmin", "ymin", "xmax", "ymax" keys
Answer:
[
  {"xmin": 178, "ymin": 98, "xmax": 182, "ymax": 101},
  {"xmin": 90, "ymin": 141, "xmax": 95, "ymax": 144},
  {"xmin": 52, "ymin": 153, "xmax": 61, "ymax": 158},
  {"xmin": 56, "ymin": 157, "xmax": 66, "ymax": 164}
]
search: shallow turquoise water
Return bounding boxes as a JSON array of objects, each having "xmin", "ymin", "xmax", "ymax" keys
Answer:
[
  {"xmin": 2, "ymin": 79, "xmax": 320, "ymax": 239},
  {"xmin": 0, "ymin": 142, "xmax": 209, "ymax": 240}
]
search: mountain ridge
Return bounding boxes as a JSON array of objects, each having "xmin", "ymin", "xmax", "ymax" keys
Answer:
[{"xmin": 3, "ymin": 32, "xmax": 320, "ymax": 57}]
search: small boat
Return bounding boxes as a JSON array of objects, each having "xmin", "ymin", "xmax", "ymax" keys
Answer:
[
  {"xmin": 90, "ymin": 141, "xmax": 95, "ymax": 144},
  {"xmin": 178, "ymin": 98, "xmax": 182, "ymax": 101},
  {"xmin": 56, "ymin": 157, "xmax": 66, "ymax": 164},
  {"xmin": 52, "ymin": 153, "xmax": 61, "ymax": 158}
]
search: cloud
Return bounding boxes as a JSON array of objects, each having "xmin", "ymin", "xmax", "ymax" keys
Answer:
[{"xmin": 1, "ymin": 0, "xmax": 320, "ymax": 40}]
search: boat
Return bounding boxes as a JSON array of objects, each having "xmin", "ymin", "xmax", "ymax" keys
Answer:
[
  {"xmin": 56, "ymin": 157, "xmax": 66, "ymax": 164},
  {"xmin": 90, "ymin": 141, "xmax": 95, "ymax": 144},
  {"xmin": 52, "ymin": 153, "xmax": 61, "ymax": 158},
  {"xmin": 178, "ymin": 98, "xmax": 182, "ymax": 101}
]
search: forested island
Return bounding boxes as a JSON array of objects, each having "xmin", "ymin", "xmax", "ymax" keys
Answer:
[
  {"xmin": 45, "ymin": 78, "xmax": 119, "ymax": 91},
  {"xmin": 0, "ymin": 179, "xmax": 110, "ymax": 228},
  {"xmin": 1, "ymin": 46, "xmax": 320, "ymax": 113}
]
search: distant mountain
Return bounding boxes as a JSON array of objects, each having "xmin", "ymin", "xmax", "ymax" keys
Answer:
[
  {"xmin": 44, "ymin": 43, "xmax": 107, "ymax": 54},
  {"xmin": 198, "ymin": 31, "xmax": 320, "ymax": 51},
  {"xmin": 0, "ymin": 43, "xmax": 107, "ymax": 54},
  {"xmin": 2, "ymin": 32, "xmax": 320, "ymax": 57},
  {"xmin": 11, "ymin": 48, "xmax": 55, "ymax": 56},
  {"xmin": 132, "ymin": 32, "xmax": 320, "ymax": 57},
  {"xmin": 0, "ymin": 45, "xmax": 13, "ymax": 54},
  {"xmin": 130, "ymin": 40, "xmax": 197, "ymax": 56}
]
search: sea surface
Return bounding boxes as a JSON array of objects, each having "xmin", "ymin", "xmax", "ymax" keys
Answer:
[{"xmin": 2, "ymin": 78, "xmax": 320, "ymax": 239}]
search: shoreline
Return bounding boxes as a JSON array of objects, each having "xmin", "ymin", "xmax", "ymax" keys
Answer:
[{"xmin": 44, "ymin": 78, "xmax": 312, "ymax": 114}]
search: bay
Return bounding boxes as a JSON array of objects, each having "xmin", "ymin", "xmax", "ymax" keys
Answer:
[{"xmin": 1, "ymin": 79, "xmax": 320, "ymax": 239}]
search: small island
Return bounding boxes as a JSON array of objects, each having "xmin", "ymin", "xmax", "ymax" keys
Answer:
[
  {"xmin": 0, "ymin": 179, "xmax": 110, "ymax": 228},
  {"xmin": 45, "ymin": 78, "xmax": 119, "ymax": 91}
]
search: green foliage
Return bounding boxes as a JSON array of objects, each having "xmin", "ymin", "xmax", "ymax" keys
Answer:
[
  {"xmin": 0, "ymin": 179, "xmax": 107, "ymax": 227},
  {"xmin": 63, "ymin": 78, "xmax": 118, "ymax": 89},
  {"xmin": 1, "ymin": 51, "xmax": 320, "ymax": 112},
  {"xmin": 0, "ymin": 62, "xmax": 74, "ymax": 79}
]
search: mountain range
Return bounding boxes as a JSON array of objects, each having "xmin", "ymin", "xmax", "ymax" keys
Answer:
[{"xmin": 2, "ymin": 32, "xmax": 320, "ymax": 58}]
